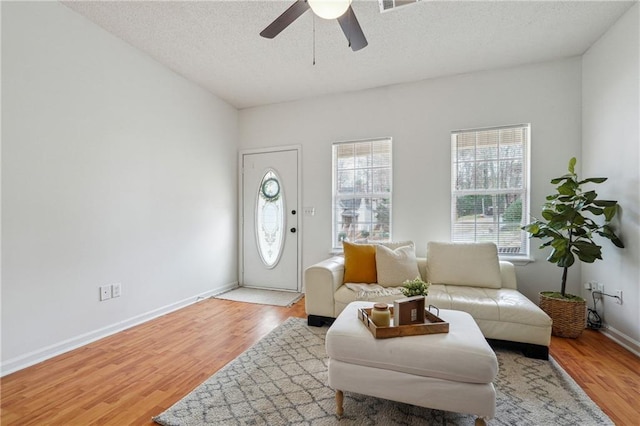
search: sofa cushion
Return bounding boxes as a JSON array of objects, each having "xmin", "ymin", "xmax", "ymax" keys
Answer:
[
  {"xmin": 427, "ymin": 285, "xmax": 552, "ymax": 327},
  {"xmin": 375, "ymin": 244, "xmax": 420, "ymax": 287},
  {"xmin": 426, "ymin": 242, "xmax": 502, "ymax": 289},
  {"xmin": 343, "ymin": 242, "xmax": 377, "ymax": 283}
]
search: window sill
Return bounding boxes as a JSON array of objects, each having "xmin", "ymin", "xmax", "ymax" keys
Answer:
[
  {"xmin": 500, "ymin": 256, "xmax": 535, "ymax": 266},
  {"xmin": 331, "ymin": 250, "xmax": 534, "ymax": 265}
]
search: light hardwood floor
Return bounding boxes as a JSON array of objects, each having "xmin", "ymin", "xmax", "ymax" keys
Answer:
[{"xmin": 1, "ymin": 297, "xmax": 638, "ymax": 425}]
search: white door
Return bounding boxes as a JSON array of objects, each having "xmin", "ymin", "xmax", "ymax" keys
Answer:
[{"xmin": 241, "ymin": 149, "xmax": 299, "ymax": 291}]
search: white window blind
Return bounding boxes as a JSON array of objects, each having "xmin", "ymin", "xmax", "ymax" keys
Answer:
[
  {"xmin": 451, "ymin": 124, "xmax": 530, "ymax": 256},
  {"xmin": 332, "ymin": 138, "xmax": 392, "ymax": 249}
]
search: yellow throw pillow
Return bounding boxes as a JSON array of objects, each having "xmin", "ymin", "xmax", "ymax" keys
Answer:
[{"xmin": 343, "ymin": 241, "xmax": 377, "ymax": 283}]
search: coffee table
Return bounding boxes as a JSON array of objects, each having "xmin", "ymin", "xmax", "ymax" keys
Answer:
[{"xmin": 326, "ymin": 301, "xmax": 498, "ymax": 425}]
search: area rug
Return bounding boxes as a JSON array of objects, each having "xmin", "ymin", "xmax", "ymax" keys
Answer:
[
  {"xmin": 153, "ymin": 318, "xmax": 612, "ymax": 426},
  {"xmin": 214, "ymin": 287, "xmax": 303, "ymax": 307}
]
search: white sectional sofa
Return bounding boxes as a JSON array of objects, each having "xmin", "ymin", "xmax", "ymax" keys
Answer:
[{"xmin": 305, "ymin": 241, "xmax": 552, "ymax": 359}]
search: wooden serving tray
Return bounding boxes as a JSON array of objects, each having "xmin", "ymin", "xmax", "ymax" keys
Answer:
[{"xmin": 358, "ymin": 306, "xmax": 449, "ymax": 339}]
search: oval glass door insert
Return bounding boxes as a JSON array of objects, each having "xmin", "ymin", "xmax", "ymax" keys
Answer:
[{"xmin": 255, "ymin": 169, "xmax": 285, "ymax": 268}]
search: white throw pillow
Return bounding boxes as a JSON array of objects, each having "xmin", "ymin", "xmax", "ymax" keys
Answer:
[
  {"xmin": 426, "ymin": 242, "xmax": 502, "ymax": 288},
  {"xmin": 376, "ymin": 244, "xmax": 421, "ymax": 287},
  {"xmin": 377, "ymin": 240, "xmax": 415, "ymax": 250}
]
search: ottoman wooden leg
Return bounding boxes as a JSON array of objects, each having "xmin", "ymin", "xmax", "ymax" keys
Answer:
[
  {"xmin": 336, "ymin": 390, "xmax": 344, "ymax": 417},
  {"xmin": 475, "ymin": 417, "xmax": 487, "ymax": 426}
]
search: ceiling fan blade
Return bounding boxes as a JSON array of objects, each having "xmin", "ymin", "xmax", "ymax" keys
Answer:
[
  {"xmin": 260, "ymin": 0, "xmax": 310, "ymax": 39},
  {"xmin": 337, "ymin": 6, "xmax": 368, "ymax": 51}
]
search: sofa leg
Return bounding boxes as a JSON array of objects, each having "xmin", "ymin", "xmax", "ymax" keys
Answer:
[
  {"xmin": 487, "ymin": 339, "xmax": 549, "ymax": 360},
  {"xmin": 335, "ymin": 390, "xmax": 344, "ymax": 417},
  {"xmin": 522, "ymin": 343, "xmax": 549, "ymax": 360},
  {"xmin": 307, "ymin": 315, "xmax": 334, "ymax": 327}
]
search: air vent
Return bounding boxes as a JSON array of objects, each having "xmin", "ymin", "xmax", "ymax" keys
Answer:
[
  {"xmin": 498, "ymin": 247, "xmax": 522, "ymax": 254},
  {"xmin": 379, "ymin": 0, "xmax": 421, "ymax": 13}
]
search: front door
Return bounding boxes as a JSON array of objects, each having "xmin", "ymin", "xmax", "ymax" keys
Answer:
[{"xmin": 241, "ymin": 148, "xmax": 299, "ymax": 291}]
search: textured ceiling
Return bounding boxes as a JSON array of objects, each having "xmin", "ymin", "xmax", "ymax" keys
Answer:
[{"xmin": 62, "ymin": 0, "xmax": 636, "ymax": 109}]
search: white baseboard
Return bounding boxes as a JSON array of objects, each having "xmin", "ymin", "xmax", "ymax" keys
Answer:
[
  {"xmin": 0, "ymin": 281, "xmax": 239, "ymax": 377},
  {"xmin": 601, "ymin": 326, "xmax": 640, "ymax": 357}
]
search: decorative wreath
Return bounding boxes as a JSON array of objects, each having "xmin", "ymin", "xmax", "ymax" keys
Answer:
[{"xmin": 261, "ymin": 177, "xmax": 280, "ymax": 201}]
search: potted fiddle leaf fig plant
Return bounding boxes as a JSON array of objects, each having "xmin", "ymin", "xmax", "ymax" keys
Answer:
[{"xmin": 523, "ymin": 157, "xmax": 624, "ymax": 338}]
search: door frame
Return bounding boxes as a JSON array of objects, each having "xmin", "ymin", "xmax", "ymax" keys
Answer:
[{"xmin": 238, "ymin": 145, "xmax": 302, "ymax": 292}]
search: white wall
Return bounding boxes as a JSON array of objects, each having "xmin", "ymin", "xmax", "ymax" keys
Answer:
[
  {"xmin": 1, "ymin": 2, "xmax": 238, "ymax": 373},
  {"xmin": 582, "ymin": 4, "xmax": 640, "ymax": 350},
  {"xmin": 239, "ymin": 58, "xmax": 583, "ymax": 302}
]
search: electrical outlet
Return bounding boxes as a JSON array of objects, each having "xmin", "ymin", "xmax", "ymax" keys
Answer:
[
  {"xmin": 615, "ymin": 290, "xmax": 622, "ymax": 305},
  {"xmin": 112, "ymin": 283, "xmax": 122, "ymax": 298},
  {"xmin": 591, "ymin": 282, "xmax": 604, "ymax": 300},
  {"xmin": 584, "ymin": 282, "xmax": 592, "ymax": 290},
  {"xmin": 100, "ymin": 285, "xmax": 111, "ymax": 301}
]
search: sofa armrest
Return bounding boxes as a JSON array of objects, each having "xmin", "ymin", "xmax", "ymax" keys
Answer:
[
  {"xmin": 499, "ymin": 261, "xmax": 518, "ymax": 289},
  {"xmin": 304, "ymin": 256, "xmax": 345, "ymax": 318}
]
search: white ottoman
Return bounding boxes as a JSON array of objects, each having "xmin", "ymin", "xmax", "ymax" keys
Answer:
[{"xmin": 326, "ymin": 301, "xmax": 498, "ymax": 424}]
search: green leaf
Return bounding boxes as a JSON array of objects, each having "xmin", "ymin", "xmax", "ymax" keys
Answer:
[
  {"xmin": 550, "ymin": 177, "xmax": 570, "ymax": 185},
  {"xmin": 593, "ymin": 200, "xmax": 617, "ymax": 207},
  {"xmin": 611, "ymin": 235, "xmax": 625, "ymax": 248},
  {"xmin": 598, "ymin": 225, "xmax": 625, "ymax": 248},
  {"xmin": 554, "ymin": 250, "xmax": 575, "ymax": 268},
  {"xmin": 547, "ymin": 229, "xmax": 565, "ymax": 240},
  {"xmin": 584, "ymin": 206, "xmax": 604, "ymax": 215},
  {"xmin": 547, "ymin": 219, "xmax": 565, "ymax": 230},
  {"xmin": 546, "ymin": 247, "xmax": 561, "ymax": 262},
  {"xmin": 579, "ymin": 177, "xmax": 607, "ymax": 184},
  {"xmin": 582, "ymin": 191, "xmax": 598, "ymax": 203},
  {"xmin": 573, "ymin": 230, "xmax": 590, "ymax": 240},
  {"xmin": 603, "ymin": 205, "xmax": 617, "ymax": 221},
  {"xmin": 573, "ymin": 214, "xmax": 585, "ymax": 226},
  {"xmin": 550, "ymin": 238, "xmax": 569, "ymax": 253},
  {"xmin": 572, "ymin": 241, "xmax": 602, "ymax": 263},
  {"xmin": 557, "ymin": 181, "xmax": 577, "ymax": 196},
  {"xmin": 541, "ymin": 210, "xmax": 555, "ymax": 221},
  {"xmin": 568, "ymin": 157, "xmax": 576, "ymax": 174}
]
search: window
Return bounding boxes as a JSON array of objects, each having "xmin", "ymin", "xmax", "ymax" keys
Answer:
[
  {"xmin": 332, "ymin": 138, "xmax": 392, "ymax": 249},
  {"xmin": 451, "ymin": 124, "xmax": 530, "ymax": 257}
]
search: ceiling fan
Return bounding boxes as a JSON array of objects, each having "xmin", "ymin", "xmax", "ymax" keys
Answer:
[{"xmin": 260, "ymin": 0, "xmax": 368, "ymax": 52}]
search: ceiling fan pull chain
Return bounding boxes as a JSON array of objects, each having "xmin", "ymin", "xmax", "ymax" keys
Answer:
[
  {"xmin": 347, "ymin": 10, "xmax": 352, "ymax": 48},
  {"xmin": 312, "ymin": 14, "xmax": 316, "ymax": 65}
]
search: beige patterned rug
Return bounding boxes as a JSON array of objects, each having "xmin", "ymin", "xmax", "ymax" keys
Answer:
[
  {"xmin": 214, "ymin": 287, "xmax": 303, "ymax": 307},
  {"xmin": 153, "ymin": 318, "xmax": 612, "ymax": 425}
]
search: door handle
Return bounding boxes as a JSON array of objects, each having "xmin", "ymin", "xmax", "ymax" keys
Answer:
[{"xmin": 290, "ymin": 228, "xmax": 297, "ymax": 233}]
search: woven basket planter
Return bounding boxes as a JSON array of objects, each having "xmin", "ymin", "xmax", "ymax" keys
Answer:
[{"xmin": 539, "ymin": 292, "xmax": 586, "ymax": 338}]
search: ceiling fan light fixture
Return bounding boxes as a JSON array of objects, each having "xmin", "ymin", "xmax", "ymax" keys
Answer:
[{"xmin": 308, "ymin": 0, "xmax": 352, "ymax": 20}]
